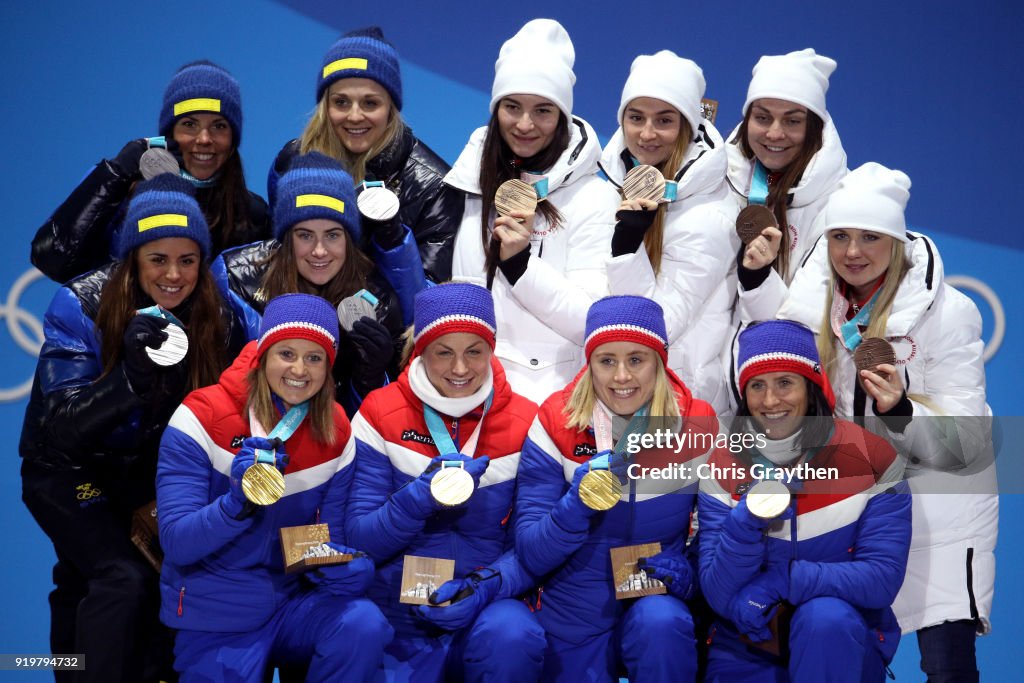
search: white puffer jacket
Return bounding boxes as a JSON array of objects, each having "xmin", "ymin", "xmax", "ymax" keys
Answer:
[
  {"xmin": 446, "ymin": 117, "xmax": 617, "ymax": 404},
  {"xmin": 779, "ymin": 231, "xmax": 998, "ymax": 635},
  {"xmin": 600, "ymin": 122, "xmax": 737, "ymax": 413}
]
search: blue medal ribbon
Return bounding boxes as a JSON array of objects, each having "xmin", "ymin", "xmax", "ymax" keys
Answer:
[
  {"xmin": 254, "ymin": 400, "xmax": 310, "ymax": 464},
  {"xmin": 839, "ymin": 290, "xmax": 881, "ymax": 352},
  {"xmin": 137, "ymin": 305, "xmax": 185, "ymax": 329},
  {"xmin": 748, "ymin": 160, "xmax": 771, "ymax": 206},
  {"xmin": 422, "ymin": 391, "xmax": 494, "ymax": 456}
]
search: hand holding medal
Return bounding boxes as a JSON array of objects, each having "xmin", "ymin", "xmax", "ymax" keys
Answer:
[
  {"xmin": 737, "ymin": 205, "xmax": 782, "ymax": 270},
  {"xmin": 854, "ymin": 337, "xmax": 904, "ymax": 413},
  {"xmin": 744, "ymin": 479, "xmax": 792, "ymax": 520},
  {"xmin": 488, "ymin": 179, "xmax": 538, "ymax": 288},
  {"xmin": 238, "ymin": 436, "xmax": 287, "ymax": 506},
  {"xmin": 620, "ymin": 164, "xmax": 666, "ymax": 212}
]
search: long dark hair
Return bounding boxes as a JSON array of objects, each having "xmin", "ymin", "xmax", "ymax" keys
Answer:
[
  {"xmin": 735, "ymin": 378, "xmax": 834, "ymax": 452},
  {"xmin": 478, "ymin": 106, "xmax": 569, "ymax": 275},
  {"xmin": 199, "ymin": 151, "xmax": 253, "ymax": 254},
  {"xmin": 95, "ymin": 255, "xmax": 226, "ymax": 392},
  {"xmin": 735, "ymin": 109, "xmax": 824, "ymax": 280},
  {"xmin": 260, "ymin": 229, "xmax": 374, "ymax": 306}
]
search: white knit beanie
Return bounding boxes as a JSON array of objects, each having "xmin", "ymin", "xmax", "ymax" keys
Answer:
[
  {"xmin": 743, "ymin": 48, "xmax": 836, "ymax": 121},
  {"xmin": 824, "ymin": 162, "xmax": 911, "ymax": 242},
  {"xmin": 490, "ymin": 18, "xmax": 576, "ymax": 120},
  {"xmin": 617, "ymin": 50, "xmax": 705, "ymax": 135}
]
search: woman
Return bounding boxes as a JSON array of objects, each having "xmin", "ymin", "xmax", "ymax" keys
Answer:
[
  {"xmin": 779, "ymin": 163, "xmax": 997, "ymax": 682},
  {"xmin": 698, "ymin": 319, "xmax": 911, "ymax": 681},
  {"xmin": 32, "ymin": 60, "xmax": 270, "ymax": 283},
  {"xmin": 215, "ymin": 151, "xmax": 404, "ymax": 415},
  {"xmin": 269, "ymin": 27, "xmax": 461, "ymax": 320},
  {"xmin": 600, "ymin": 50, "xmax": 737, "ymax": 414},
  {"xmin": 19, "ymin": 174, "xmax": 246, "ymax": 682},
  {"xmin": 156, "ymin": 293, "xmax": 391, "ymax": 681},
  {"xmin": 445, "ymin": 19, "xmax": 617, "ymax": 405},
  {"xmin": 515, "ymin": 295, "xmax": 715, "ymax": 682},
  {"xmin": 345, "ymin": 282, "xmax": 544, "ymax": 682}
]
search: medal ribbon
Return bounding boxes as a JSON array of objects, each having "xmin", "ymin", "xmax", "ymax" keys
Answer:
[
  {"xmin": 423, "ymin": 391, "xmax": 494, "ymax": 458},
  {"xmin": 249, "ymin": 401, "xmax": 310, "ymax": 465},
  {"xmin": 520, "ymin": 171, "xmax": 549, "ymax": 201},
  {"xmin": 831, "ymin": 284, "xmax": 881, "ymax": 352},
  {"xmin": 137, "ymin": 305, "xmax": 185, "ymax": 329},
  {"xmin": 747, "ymin": 160, "xmax": 771, "ymax": 206},
  {"xmin": 590, "ymin": 403, "xmax": 650, "ymax": 468}
]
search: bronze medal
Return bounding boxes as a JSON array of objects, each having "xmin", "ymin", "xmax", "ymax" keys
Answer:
[
  {"xmin": 139, "ymin": 147, "xmax": 180, "ymax": 180},
  {"xmin": 621, "ymin": 165, "xmax": 665, "ymax": 203},
  {"xmin": 746, "ymin": 479, "xmax": 791, "ymax": 520},
  {"xmin": 579, "ymin": 466, "xmax": 621, "ymax": 511},
  {"xmin": 145, "ymin": 322, "xmax": 188, "ymax": 366},
  {"xmin": 494, "ymin": 179, "xmax": 538, "ymax": 221},
  {"xmin": 854, "ymin": 337, "xmax": 896, "ymax": 375},
  {"xmin": 736, "ymin": 205, "xmax": 777, "ymax": 245},
  {"xmin": 430, "ymin": 463, "xmax": 475, "ymax": 507},
  {"xmin": 242, "ymin": 461, "xmax": 285, "ymax": 506}
]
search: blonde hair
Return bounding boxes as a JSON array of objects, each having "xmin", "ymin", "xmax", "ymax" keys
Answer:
[
  {"xmin": 299, "ymin": 91, "xmax": 405, "ymax": 184},
  {"xmin": 633, "ymin": 119, "xmax": 692, "ymax": 277},
  {"xmin": 246, "ymin": 353, "xmax": 338, "ymax": 446},
  {"xmin": 563, "ymin": 354, "xmax": 680, "ymax": 431}
]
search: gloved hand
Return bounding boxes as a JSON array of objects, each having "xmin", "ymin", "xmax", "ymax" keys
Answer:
[
  {"xmin": 638, "ymin": 548, "xmax": 696, "ymax": 601},
  {"xmin": 349, "ymin": 317, "xmax": 394, "ymax": 395},
  {"xmin": 721, "ymin": 497, "xmax": 771, "ymax": 545},
  {"xmin": 611, "ymin": 208, "xmax": 658, "ymax": 256},
  {"xmin": 121, "ymin": 314, "xmax": 170, "ymax": 395},
  {"xmin": 391, "ymin": 453, "xmax": 476, "ymax": 520},
  {"xmin": 307, "ymin": 543, "xmax": 375, "ymax": 597},
  {"xmin": 550, "ymin": 452, "xmax": 616, "ymax": 531},
  {"xmin": 111, "ymin": 139, "xmax": 149, "ymax": 177},
  {"xmin": 426, "ymin": 454, "xmax": 491, "ymax": 507},
  {"xmin": 365, "ymin": 215, "xmax": 406, "ymax": 250},
  {"xmin": 730, "ymin": 563, "xmax": 790, "ymax": 642},
  {"xmin": 222, "ymin": 436, "xmax": 284, "ymax": 519},
  {"xmin": 417, "ymin": 568, "xmax": 502, "ymax": 631}
]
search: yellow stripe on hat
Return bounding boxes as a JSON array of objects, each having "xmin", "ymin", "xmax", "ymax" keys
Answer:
[
  {"xmin": 322, "ymin": 58, "xmax": 368, "ymax": 79},
  {"xmin": 296, "ymin": 194, "xmax": 345, "ymax": 214},
  {"xmin": 174, "ymin": 98, "xmax": 222, "ymax": 116},
  {"xmin": 138, "ymin": 214, "xmax": 188, "ymax": 232}
]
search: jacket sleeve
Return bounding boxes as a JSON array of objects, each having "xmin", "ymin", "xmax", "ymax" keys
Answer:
[
  {"xmin": 372, "ymin": 230, "xmax": 427, "ymax": 328},
  {"xmin": 789, "ymin": 481, "xmax": 912, "ymax": 608},
  {"xmin": 156, "ymin": 404, "xmax": 255, "ymax": 565},
  {"xmin": 506, "ymin": 182, "xmax": 617, "ymax": 344},
  {"xmin": 31, "ymin": 161, "xmax": 132, "ymax": 283},
  {"xmin": 344, "ymin": 410, "xmax": 430, "ymax": 562},
  {"xmin": 607, "ymin": 203, "xmax": 737, "ymax": 343},
  {"xmin": 513, "ymin": 419, "xmax": 589, "ymax": 576},
  {"xmin": 37, "ymin": 286, "xmax": 146, "ymax": 460},
  {"xmin": 317, "ymin": 433, "xmax": 358, "ymax": 546},
  {"xmin": 696, "ymin": 487, "xmax": 766, "ymax": 617},
  {"xmin": 210, "ymin": 254, "xmax": 261, "ymax": 341},
  {"xmin": 403, "ymin": 162, "xmax": 461, "ymax": 284}
]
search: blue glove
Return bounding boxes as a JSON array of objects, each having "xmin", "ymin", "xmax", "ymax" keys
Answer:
[
  {"xmin": 307, "ymin": 543, "xmax": 375, "ymax": 597},
  {"xmin": 392, "ymin": 453, "xmax": 488, "ymax": 520},
  {"xmin": 730, "ymin": 563, "xmax": 790, "ymax": 642},
  {"xmin": 638, "ymin": 549, "xmax": 696, "ymax": 601},
  {"xmin": 722, "ymin": 497, "xmax": 771, "ymax": 544},
  {"xmin": 222, "ymin": 436, "xmax": 284, "ymax": 519},
  {"xmin": 416, "ymin": 568, "xmax": 502, "ymax": 631}
]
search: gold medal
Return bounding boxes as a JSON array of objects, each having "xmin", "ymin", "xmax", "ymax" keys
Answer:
[
  {"xmin": 242, "ymin": 461, "xmax": 285, "ymax": 506},
  {"xmin": 494, "ymin": 179, "xmax": 538, "ymax": 221},
  {"xmin": 746, "ymin": 479, "xmax": 791, "ymax": 520},
  {"xmin": 622, "ymin": 164, "xmax": 665, "ymax": 203},
  {"xmin": 736, "ymin": 205, "xmax": 778, "ymax": 246},
  {"xmin": 430, "ymin": 463, "xmax": 475, "ymax": 507},
  {"xmin": 579, "ymin": 466, "xmax": 621, "ymax": 511}
]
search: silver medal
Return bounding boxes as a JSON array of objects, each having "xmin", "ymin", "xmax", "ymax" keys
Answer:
[
  {"xmin": 357, "ymin": 185, "xmax": 400, "ymax": 222},
  {"xmin": 145, "ymin": 322, "xmax": 188, "ymax": 366},
  {"xmin": 139, "ymin": 148, "xmax": 180, "ymax": 180}
]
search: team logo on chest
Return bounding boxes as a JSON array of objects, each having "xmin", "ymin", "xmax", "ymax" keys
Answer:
[
  {"xmin": 890, "ymin": 336, "xmax": 917, "ymax": 365},
  {"xmin": 401, "ymin": 430, "xmax": 435, "ymax": 446}
]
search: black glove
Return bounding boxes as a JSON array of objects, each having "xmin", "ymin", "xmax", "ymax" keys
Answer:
[
  {"xmin": 111, "ymin": 139, "xmax": 149, "ymax": 177},
  {"xmin": 611, "ymin": 208, "xmax": 657, "ymax": 256},
  {"xmin": 365, "ymin": 215, "xmax": 406, "ymax": 250},
  {"xmin": 349, "ymin": 317, "xmax": 394, "ymax": 394},
  {"xmin": 121, "ymin": 314, "xmax": 170, "ymax": 395}
]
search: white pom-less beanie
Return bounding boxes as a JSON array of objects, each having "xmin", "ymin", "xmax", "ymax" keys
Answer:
[
  {"xmin": 824, "ymin": 162, "xmax": 911, "ymax": 242},
  {"xmin": 490, "ymin": 19, "xmax": 576, "ymax": 120},
  {"xmin": 617, "ymin": 50, "xmax": 705, "ymax": 135},
  {"xmin": 743, "ymin": 48, "xmax": 836, "ymax": 121}
]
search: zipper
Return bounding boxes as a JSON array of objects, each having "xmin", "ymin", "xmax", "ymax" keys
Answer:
[{"xmin": 177, "ymin": 586, "xmax": 186, "ymax": 617}]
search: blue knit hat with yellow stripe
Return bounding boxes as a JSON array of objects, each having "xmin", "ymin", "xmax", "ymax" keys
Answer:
[
  {"xmin": 317, "ymin": 27, "xmax": 402, "ymax": 110},
  {"xmin": 117, "ymin": 174, "xmax": 211, "ymax": 260},
  {"xmin": 159, "ymin": 60, "xmax": 243, "ymax": 146},
  {"xmin": 273, "ymin": 152, "xmax": 361, "ymax": 243}
]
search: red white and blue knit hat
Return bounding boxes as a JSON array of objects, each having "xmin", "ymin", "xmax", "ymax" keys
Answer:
[
  {"xmin": 159, "ymin": 60, "xmax": 243, "ymax": 146},
  {"xmin": 737, "ymin": 319, "xmax": 835, "ymax": 409},
  {"xmin": 257, "ymin": 293, "xmax": 339, "ymax": 365},
  {"xmin": 413, "ymin": 283, "xmax": 496, "ymax": 357},
  {"xmin": 584, "ymin": 296, "xmax": 668, "ymax": 364}
]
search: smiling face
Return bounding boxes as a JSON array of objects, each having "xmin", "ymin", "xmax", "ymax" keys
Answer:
[
  {"xmin": 421, "ymin": 333, "xmax": 492, "ymax": 398},
  {"xmin": 264, "ymin": 338, "xmax": 329, "ymax": 408},
  {"xmin": 827, "ymin": 228, "xmax": 894, "ymax": 300},
  {"xmin": 745, "ymin": 98, "xmax": 809, "ymax": 172},
  {"xmin": 172, "ymin": 113, "xmax": 233, "ymax": 179},
  {"xmin": 590, "ymin": 342, "xmax": 659, "ymax": 417},
  {"xmin": 745, "ymin": 372, "xmax": 809, "ymax": 440},
  {"xmin": 496, "ymin": 94, "xmax": 560, "ymax": 159},
  {"xmin": 290, "ymin": 219, "xmax": 347, "ymax": 286},
  {"xmin": 135, "ymin": 237, "xmax": 201, "ymax": 310},
  {"xmin": 326, "ymin": 78, "xmax": 393, "ymax": 155},
  {"xmin": 622, "ymin": 97, "xmax": 683, "ymax": 168}
]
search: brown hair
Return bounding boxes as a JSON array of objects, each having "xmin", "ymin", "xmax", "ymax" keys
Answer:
[
  {"xmin": 299, "ymin": 89, "xmax": 405, "ymax": 184},
  {"xmin": 202, "ymin": 151, "xmax": 254, "ymax": 254},
  {"xmin": 259, "ymin": 229, "xmax": 374, "ymax": 305},
  {"xmin": 96, "ymin": 255, "xmax": 226, "ymax": 392},
  {"xmin": 735, "ymin": 108, "xmax": 824, "ymax": 281},
  {"xmin": 478, "ymin": 105, "xmax": 569, "ymax": 275},
  {"xmin": 246, "ymin": 353, "xmax": 337, "ymax": 445}
]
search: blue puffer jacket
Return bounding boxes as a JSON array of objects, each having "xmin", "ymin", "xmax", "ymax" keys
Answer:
[
  {"xmin": 156, "ymin": 342, "xmax": 356, "ymax": 632},
  {"xmin": 697, "ymin": 419, "xmax": 911, "ymax": 664}
]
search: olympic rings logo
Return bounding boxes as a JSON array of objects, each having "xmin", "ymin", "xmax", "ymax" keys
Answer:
[
  {"xmin": 75, "ymin": 483, "xmax": 103, "ymax": 500},
  {"xmin": 947, "ymin": 275, "xmax": 1006, "ymax": 362},
  {"xmin": 0, "ymin": 268, "xmax": 47, "ymax": 403}
]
